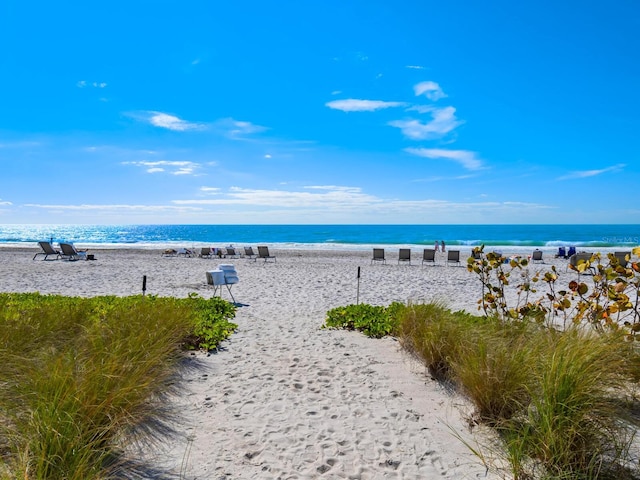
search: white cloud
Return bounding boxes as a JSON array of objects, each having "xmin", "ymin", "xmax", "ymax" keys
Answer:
[
  {"xmin": 413, "ymin": 81, "xmax": 447, "ymax": 101},
  {"xmin": 405, "ymin": 148, "xmax": 483, "ymax": 170},
  {"xmin": 326, "ymin": 99, "xmax": 406, "ymax": 112},
  {"xmin": 264, "ymin": 154, "xmax": 272, "ymax": 159},
  {"xmin": 389, "ymin": 106, "xmax": 462, "ymax": 140},
  {"xmin": 214, "ymin": 118, "xmax": 268, "ymax": 138},
  {"xmin": 0, "ymin": 200, "xmax": 12, "ymax": 206},
  {"xmin": 24, "ymin": 203, "xmax": 201, "ymax": 213},
  {"xmin": 173, "ymin": 185, "xmax": 380, "ymax": 208},
  {"xmin": 166, "ymin": 185, "xmax": 554, "ymax": 224},
  {"xmin": 406, "ymin": 65, "xmax": 425, "ymax": 70},
  {"xmin": 557, "ymin": 163, "xmax": 626, "ymax": 180},
  {"xmin": 331, "ymin": 90, "xmax": 342, "ymax": 95},
  {"xmin": 123, "ymin": 160, "xmax": 200, "ymax": 175},
  {"xmin": 146, "ymin": 111, "xmax": 204, "ymax": 131},
  {"xmin": 77, "ymin": 80, "xmax": 107, "ymax": 88}
]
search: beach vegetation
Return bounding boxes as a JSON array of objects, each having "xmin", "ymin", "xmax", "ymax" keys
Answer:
[
  {"xmin": 325, "ymin": 297, "xmax": 640, "ymax": 479},
  {"xmin": 0, "ymin": 292, "xmax": 237, "ymax": 479},
  {"xmin": 467, "ymin": 246, "xmax": 640, "ymax": 335},
  {"xmin": 396, "ymin": 302, "xmax": 640, "ymax": 479},
  {"xmin": 323, "ymin": 302, "xmax": 404, "ymax": 338}
]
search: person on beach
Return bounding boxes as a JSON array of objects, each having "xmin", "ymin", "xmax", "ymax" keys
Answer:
[
  {"xmin": 441, "ymin": 240, "xmax": 446, "ymax": 252},
  {"xmin": 434, "ymin": 240, "xmax": 440, "ymax": 252}
]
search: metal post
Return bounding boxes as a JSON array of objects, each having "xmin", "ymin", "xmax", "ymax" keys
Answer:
[
  {"xmin": 142, "ymin": 275, "xmax": 147, "ymax": 296},
  {"xmin": 356, "ymin": 266, "xmax": 361, "ymax": 304}
]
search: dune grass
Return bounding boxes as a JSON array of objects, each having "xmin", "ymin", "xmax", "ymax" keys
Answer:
[
  {"xmin": 400, "ymin": 305, "xmax": 640, "ymax": 479},
  {"xmin": 0, "ymin": 292, "xmax": 237, "ymax": 479},
  {"xmin": 326, "ymin": 301, "xmax": 640, "ymax": 479}
]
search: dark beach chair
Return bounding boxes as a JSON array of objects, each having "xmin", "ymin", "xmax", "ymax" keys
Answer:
[
  {"xmin": 33, "ymin": 241, "xmax": 61, "ymax": 260},
  {"xmin": 531, "ymin": 249, "xmax": 544, "ymax": 263},
  {"xmin": 568, "ymin": 252, "xmax": 595, "ymax": 275},
  {"xmin": 371, "ymin": 248, "xmax": 385, "ymax": 265},
  {"xmin": 422, "ymin": 248, "xmax": 436, "ymax": 266},
  {"xmin": 398, "ymin": 248, "xmax": 411, "ymax": 265},
  {"xmin": 258, "ymin": 246, "xmax": 276, "ymax": 262},
  {"xmin": 446, "ymin": 250, "xmax": 461, "ymax": 266},
  {"xmin": 59, "ymin": 242, "xmax": 87, "ymax": 261}
]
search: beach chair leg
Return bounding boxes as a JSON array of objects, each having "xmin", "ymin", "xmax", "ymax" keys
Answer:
[{"xmin": 225, "ymin": 285, "xmax": 236, "ymax": 303}]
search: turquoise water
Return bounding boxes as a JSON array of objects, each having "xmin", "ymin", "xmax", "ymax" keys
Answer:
[{"xmin": 1, "ymin": 224, "xmax": 639, "ymax": 251}]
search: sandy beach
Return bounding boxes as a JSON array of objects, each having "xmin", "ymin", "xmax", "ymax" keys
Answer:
[{"xmin": 0, "ymin": 246, "xmax": 592, "ymax": 479}]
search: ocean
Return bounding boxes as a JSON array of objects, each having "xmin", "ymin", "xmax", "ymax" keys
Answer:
[{"xmin": 1, "ymin": 224, "xmax": 639, "ymax": 252}]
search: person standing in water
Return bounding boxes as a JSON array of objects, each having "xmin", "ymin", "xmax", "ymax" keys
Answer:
[
  {"xmin": 441, "ymin": 240, "xmax": 446, "ymax": 252},
  {"xmin": 434, "ymin": 240, "xmax": 440, "ymax": 252}
]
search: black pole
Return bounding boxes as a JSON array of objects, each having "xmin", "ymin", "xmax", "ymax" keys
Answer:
[
  {"xmin": 142, "ymin": 275, "xmax": 147, "ymax": 296},
  {"xmin": 356, "ymin": 266, "xmax": 361, "ymax": 304}
]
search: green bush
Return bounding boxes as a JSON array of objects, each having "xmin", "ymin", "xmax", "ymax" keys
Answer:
[
  {"xmin": 182, "ymin": 293, "xmax": 238, "ymax": 351},
  {"xmin": 323, "ymin": 302, "xmax": 404, "ymax": 338}
]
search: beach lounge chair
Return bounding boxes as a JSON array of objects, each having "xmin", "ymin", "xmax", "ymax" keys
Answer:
[
  {"xmin": 567, "ymin": 246, "xmax": 577, "ymax": 257},
  {"xmin": 59, "ymin": 242, "xmax": 87, "ymax": 261},
  {"xmin": 33, "ymin": 241, "xmax": 61, "ymax": 260},
  {"xmin": 176, "ymin": 248, "xmax": 195, "ymax": 257},
  {"xmin": 258, "ymin": 246, "xmax": 276, "ymax": 262},
  {"xmin": 422, "ymin": 248, "xmax": 436, "ymax": 266},
  {"xmin": 555, "ymin": 247, "xmax": 567, "ymax": 258},
  {"xmin": 244, "ymin": 246, "xmax": 257, "ymax": 260},
  {"xmin": 446, "ymin": 250, "xmax": 461, "ymax": 266},
  {"xmin": 613, "ymin": 251, "xmax": 631, "ymax": 268},
  {"xmin": 568, "ymin": 252, "xmax": 595, "ymax": 275},
  {"xmin": 225, "ymin": 247, "xmax": 240, "ymax": 258},
  {"xmin": 199, "ymin": 247, "xmax": 213, "ymax": 258},
  {"xmin": 398, "ymin": 248, "xmax": 411, "ymax": 265},
  {"xmin": 531, "ymin": 249, "xmax": 544, "ymax": 263},
  {"xmin": 371, "ymin": 248, "xmax": 385, "ymax": 265}
]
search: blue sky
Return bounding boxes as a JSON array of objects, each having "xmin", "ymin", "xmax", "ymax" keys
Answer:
[{"xmin": 1, "ymin": 1, "xmax": 639, "ymax": 225}]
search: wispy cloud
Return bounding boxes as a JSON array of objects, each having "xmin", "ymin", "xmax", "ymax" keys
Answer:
[
  {"xmin": 326, "ymin": 99, "xmax": 406, "ymax": 112},
  {"xmin": 557, "ymin": 163, "xmax": 626, "ymax": 180},
  {"xmin": 23, "ymin": 203, "xmax": 201, "ymax": 213},
  {"xmin": 77, "ymin": 80, "xmax": 108, "ymax": 88},
  {"xmin": 406, "ymin": 65, "xmax": 425, "ymax": 70},
  {"xmin": 200, "ymin": 187, "xmax": 221, "ymax": 195},
  {"xmin": 174, "ymin": 185, "xmax": 380, "ymax": 208},
  {"xmin": 0, "ymin": 199, "xmax": 12, "ymax": 206},
  {"xmin": 168, "ymin": 185, "xmax": 553, "ymax": 223},
  {"xmin": 405, "ymin": 148, "xmax": 483, "ymax": 170},
  {"xmin": 214, "ymin": 118, "xmax": 268, "ymax": 139},
  {"xmin": 123, "ymin": 160, "xmax": 200, "ymax": 175},
  {"xmin": 389, "ymin": 106, "xmax": 462, "ymax": 140},
  {"xmin": 413, "ymin": 81, "xmax": 447, "ymax": 101},
  {"xmin": 143, "ymin": 111, "xmax": 205, "ymax": 131}
]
